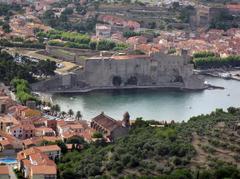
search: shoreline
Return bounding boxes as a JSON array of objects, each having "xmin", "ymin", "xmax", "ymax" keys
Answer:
[
  {"xmin": 195, "ymin": 69, "xmax": 240, "ymax": 81},
  {"xmin": 34, "ymin": 84, "xmax": 210, "ymax": 94},
  {"xmin": 37, "ymin": 76, "xmax": 239, "ymax": 122}
]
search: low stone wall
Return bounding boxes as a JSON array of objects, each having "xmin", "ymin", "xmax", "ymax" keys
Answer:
[{"xmin": 46, "ymin": 45, "xmax": 100, "ymax": 64}]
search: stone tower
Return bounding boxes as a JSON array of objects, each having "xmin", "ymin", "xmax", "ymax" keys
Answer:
[{"xmin": 122, "ymin": 112, "xmax": 130, "ymax": 127}]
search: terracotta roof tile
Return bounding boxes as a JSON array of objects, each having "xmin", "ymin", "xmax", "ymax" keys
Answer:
[
  {"xmin": 31, "ymin": 165, "xmax": 57, "ymax": 175},
  {"xmin": 0, "ymin": 166, "xmax": 9, "ymax": 175},
  {"xmin": 36, "ymin": 145, "xmax": 61, "ymax": 152},
  {"xmin": 92, "ymin": 113, "xmax": 121, "ymax": 132}
]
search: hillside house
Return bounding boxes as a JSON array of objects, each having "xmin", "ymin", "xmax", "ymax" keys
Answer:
[{"xmin": 96, "ymin": 24, "xmax": 111, "ymax": 39}]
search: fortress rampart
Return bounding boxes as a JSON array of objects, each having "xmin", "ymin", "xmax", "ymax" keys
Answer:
[{"xmin": 31, "ymin": 53, "xmax": 205, "ymax": 93}]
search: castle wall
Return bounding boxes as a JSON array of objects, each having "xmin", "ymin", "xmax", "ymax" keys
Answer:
[
  {"xmin": 75, "ymin": 53, "xmax": 202, "ymax": 89},
  {"xmin": 31, "ymin": 53, "xmax": 205, "ymax": 92}
]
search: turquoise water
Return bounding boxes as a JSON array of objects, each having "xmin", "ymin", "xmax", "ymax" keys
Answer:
[
  {"xmin": 52, "ymin": 77, "xmax": 240, "ymax": 122},
  {"xmin": 0, "ymin": 157, "xmax": 17, "ymax": 164}
]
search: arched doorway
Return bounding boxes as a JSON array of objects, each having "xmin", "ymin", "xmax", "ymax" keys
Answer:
[{"xmin": 112, "ymin": 76, "xmax": 122, "ymax": 86}]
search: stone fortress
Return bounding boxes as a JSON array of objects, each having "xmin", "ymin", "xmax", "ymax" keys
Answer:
[{"xmin": 31, "ymin": 52, "xmax": 206, "ymax": 93}]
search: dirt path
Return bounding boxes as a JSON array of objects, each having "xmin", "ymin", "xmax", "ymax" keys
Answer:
[{"xmin": 191, "ymin": 132, "xmax": 208, "ymax": 166}]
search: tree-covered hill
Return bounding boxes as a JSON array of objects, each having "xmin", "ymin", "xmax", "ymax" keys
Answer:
[{"xmin": 58, "ymin": 108, "xmax": 240, "ymax": 179}]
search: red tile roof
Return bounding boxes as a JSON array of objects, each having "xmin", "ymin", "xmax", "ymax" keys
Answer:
[
  {"xmin": 92, "ymin": 113, "xmax": 121, "ymax": 132},
  {"xmin": 31, "ymin": 165, "xmax": 56, "ymax": 175},
  {"xmin": 36, "ymin": 145, "xmax": 61, "ymax": 152},
  {"xmin": 226, "ymin": 4, "xmax": 240, "ymax": 12},
  {"xmin": 0, "ymin": 166, "xmax": 9, "ymax": 175}
]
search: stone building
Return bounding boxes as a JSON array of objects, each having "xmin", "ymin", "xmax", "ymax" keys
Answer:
[
  {"xmin": 96, "ymin": 24, "xmax": 111, "ymax": 39},
  {"xmin": 90, "ymin": 112, "xmax": 129, "ymax": 141},
  {"xmin": 0, "ymin": 115, "xmax": 18, "ymax": 132},
  {"xmin": 195, "ymin": 5, "xmax": 234, "ymax": 28},
  {"xmin": 0, "ymin": 90, "xmax": 15, "ymax": 114},
  {"xmin": 31, "ymin": 52, "xmax": 205, "ymax": 92}
]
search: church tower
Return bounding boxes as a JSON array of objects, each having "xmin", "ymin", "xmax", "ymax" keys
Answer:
[{"xmin": 122, "ymin": 112, "xmax": 130, "ymax": 127}]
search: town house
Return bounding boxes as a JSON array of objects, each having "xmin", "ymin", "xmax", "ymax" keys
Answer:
[{"xmin": 17, "ymin": 145, "xmax": 58, "ymax": 179}]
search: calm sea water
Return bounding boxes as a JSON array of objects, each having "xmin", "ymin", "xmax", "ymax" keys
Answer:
[{"xmin": 52, "ymin": 77, "xmax": 240, "ymax": 122}]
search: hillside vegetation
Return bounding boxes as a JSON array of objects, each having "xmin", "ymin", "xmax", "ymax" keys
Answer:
[{"xmin": 58, "ymin": 108, "xmax": 240, "ymax": 179}]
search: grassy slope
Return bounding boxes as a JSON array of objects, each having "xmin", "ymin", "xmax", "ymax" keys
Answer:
[{"xmin": 58, "ymin": 108, "xmax": 240, "ymax": 178}]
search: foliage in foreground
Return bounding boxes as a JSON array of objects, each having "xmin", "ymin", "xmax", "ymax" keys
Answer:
[{"xmin": 58, "ymin": 108, "xmax": 240, "ymax": 178}]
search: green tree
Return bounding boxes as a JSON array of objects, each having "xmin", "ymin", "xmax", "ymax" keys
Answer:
[
  {"xmin": 89, "ymin": 41, "xmax": 97, "ymax": 50},
  {"xmin": 68, "ymin": 109, "xmax": 74, "ymax": 117},
  {"xmin": 92, "ymin": 132, "xmax": 103, "ymax": 139},
  {"xmin": 55, "ymin": 104, "xmax": 61, "ymax": 113},
  {"xmin": 75, "ymin": 111, "xmax": 82, "ymax": 120},
  {"xmin": 61, "ymin": 111, "xmax": 66, "ymax": 117},
  {"xmin": 67, "ymin": 136, "xmax": 85, "ymax": 150},
  {"xmin": 2, "ymin": 23, "xmax": 11, "ymax": 33},
  {"xmin": 56, "ymin": 140, "xmax": 68, "ymax": 154},
  {"xmin": 97, "ymin": 40, "xmax": 116, "ymax": 50}
]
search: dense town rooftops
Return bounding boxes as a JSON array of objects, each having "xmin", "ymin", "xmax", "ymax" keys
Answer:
[
  {"xmin": 0, "ymin": 114, "xmax": 18, "ymax": 124},
  {"xmin": 22, "ymin": 136, "xmax": 61, "ymax": 147},
  {"xmin": 17, "ymin": 143, "xmax": 58, "ymax": 178},
  {"xmin": 0, "ymin": 130, "xmax": 20, "ymax": 144},
  {"xmin": 22, "ymin": 138, "xmax": 34, "ymax": 146},
  {"xmin": 29, "ymin": 152, "xmax": 55, "ymax": 166},
  {"xmin": 68, "ymin": 123, "xmax": 84, "ymax": 129},
  {"xmin": 17, "ymin": 147, "xmax": 40, "ymax": 160},
  {"xmin": 17, "ymin": 144, "xmax": 60, "ymax": 161},
  {"xmin": 35, "ymin": 126, "xmax": 55, "ymax": 132},
  {"xmin": 0, "ymin": 139, "xmax": 12, "ymax": 147}
]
